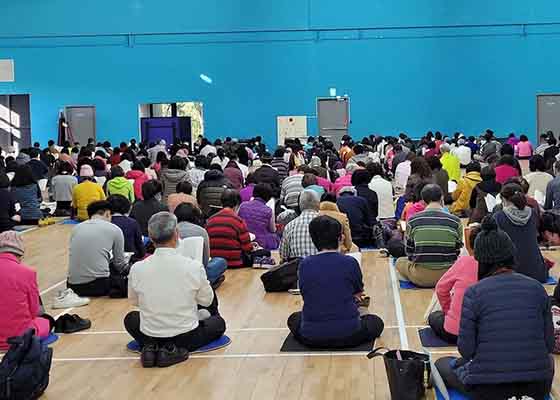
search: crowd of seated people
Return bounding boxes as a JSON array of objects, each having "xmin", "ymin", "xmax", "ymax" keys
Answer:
[{"xmin": 1, "ymin": 128, "xmax": 560, "ymax": 395}]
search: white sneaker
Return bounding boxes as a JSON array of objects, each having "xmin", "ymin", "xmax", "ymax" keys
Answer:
[{"xmin": 52, "ymin": 289, "xmax": 90, "ymax": 309}]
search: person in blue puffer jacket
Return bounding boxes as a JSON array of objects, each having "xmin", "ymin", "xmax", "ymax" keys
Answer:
[{"xmin": 435, "ymin": 215, "xmax": 554, "ymax": 400}]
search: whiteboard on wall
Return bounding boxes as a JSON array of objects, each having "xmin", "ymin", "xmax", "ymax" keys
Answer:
[
  {"xmin": 0, "ymin": 60, "xmax": 15, "ymax": 82},
  {"xmin": 277, "ymin": 116, "xmax": 307, "ymax": 145}
]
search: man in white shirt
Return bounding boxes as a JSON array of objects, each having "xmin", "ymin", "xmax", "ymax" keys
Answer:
[
  {"xmin": 147, "ymin": 140, "xmax": 168, "ymax": 163},
  {"xmin": 394, "ymin": 153, "xmax": 414, "ymax": 194},
  {"xmin": 124, "ymin": 212, "xmax": 226, "ymax": 368},
  {"xmin": 368, "ymin": 163, "xmax": 395, "ymax": 219},
  {"xmin": 199, "ymin": 138, "xmax": 217, "ymax": 158},
  {"xmin": 452, "ymin": 138, "xmax": 472, "ymax": 167}
]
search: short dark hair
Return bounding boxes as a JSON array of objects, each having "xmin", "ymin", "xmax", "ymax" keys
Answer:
[
  {"xmin": 141, "ymin": 180, "xmax": 162, "ymax": 201},
  {"xmin": 529, "ymin": 155, "xmax": 546, "ymax": 172},
  {"xmin": 176, "ymin": 181, "xmax": 193, "ymax": 195},
  {"xmin": 174, "ymin": 202, "xmax": 203, "ymax": 225},
  {"xmin": 107, "ymin": 194, "xmax": 131, "ymax": 214},
  {"xmin": 253, "ymin": 183, "xmax": 273, "ymax": 202},
  {"xmin": 465, "ymin": 161, "xmax": 481, "ymax": 173},
  {"xmin": 87, "ymin": 200, "xmax": 112, "ymax": 218},
  {"xmin": 309, "ymin": 215, "xmax": 342, "ymax": 251},
  {"xmin": 351, "ymin": 169, "xmax": 371, "ymax": 186},
  {"xmin": 57, "ymin": 161, "xmax": 74, "ymax": 175},
  {"xmin": 221, "ymin": 189, "xmax": 241, "ymax": 208},
  {"xmin": 110, "ymin": 166, "xmax": 125, "ymax": 178},
  {"xmin": 366, "ymin": 162, "xmax": 383, "ymax": 177},
  {"xmin": 320, "ymin": 192, "xmax": 337, "ymax": 203},
  {"xmin": 0, "ymin": 173, "xmax": 10, "ymax": 188},
  {"xmin": 302, "ymin": 173, "xmax": 317, "ymax": 188},
  {"xmin": 427, "ymin": 156, "xmax": 442, "ymax": 170},
  {"xmin": 421, "ymin": 184, "xmax": 443, "ymax": 203},
  {"xmin": 480, "ymin": 166, "xmax": 496, "ymax": 181},
  {"xmin": 29, "ymin": 148, "xmax": 40, "ymax": 159},
  {"xmin": 169, "ymin": 156, "xmax": 187, "ymax": 170},
  {"xmin": 11, "ymin": 164, "xmax": 36, "ymax": 187},
  {"xmin": 131, "ymin": 161, "xmax": 145, "ymax": 172}
]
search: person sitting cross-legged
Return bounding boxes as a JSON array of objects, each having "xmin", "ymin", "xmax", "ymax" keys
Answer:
[
  {"xmin": 124, "ymin": 212, "xmax": 226, "ymax": 368},
  {"xmin": 287, "ymin": 216, "xmax": 384, "ymax": 348},
  {"xmin": 108, "ymin": 194, "xmax": 146, "ymax": 262},
  {"xmin": 395, "ymin": 184, "xmax": 463, "ymax": 288},
  {"xmin": 66, "ymin": 200, "xmax": 129, "ymax": 298}
]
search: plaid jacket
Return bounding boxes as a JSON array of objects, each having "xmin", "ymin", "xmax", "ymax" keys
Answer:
[{"xmin": 279, "ymin": 210, "xmax": 319, "ymax": 261}]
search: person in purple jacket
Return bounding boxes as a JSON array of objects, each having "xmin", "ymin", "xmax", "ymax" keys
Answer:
[{"xmin": 238, "ymin": 183, "xmax": 279, "ymax": 250}]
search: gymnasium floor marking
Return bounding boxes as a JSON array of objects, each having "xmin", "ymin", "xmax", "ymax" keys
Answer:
[
  {"xmin": 40, "ymin": 279, "xmax": 67, "ymax": 296},
  {"xmin": 388, "ymin": 258, "xmax": 409, "ymax": 349}
]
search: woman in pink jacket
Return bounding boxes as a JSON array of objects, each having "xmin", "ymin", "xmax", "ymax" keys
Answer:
[
  {"xmin": 515, "ymin": 134, "xmax": 533, "ymax": 160},
  {"xmin": 0, "ymin": 231, "xmax": 53, "ymax": 349},
  {"xmin": 428, "ymin": 227, "xmax": 481, "ymax": 343}
]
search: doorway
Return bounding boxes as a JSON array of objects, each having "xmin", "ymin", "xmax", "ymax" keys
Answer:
[
  {"xmin": 317, "ymin": 97, "xmax": 350, "ymax": 148},
  {"xmin": 0, "ymin": 94, "xmax": 31, "ymax": 152},
  {"xmin": 537, "ymin": 95, "xmax": 560, "ymax": 139},
  {"xmin": 65, "ymin": 106, "xmax": 96, "ymax": 145},
  {"xmin": 138, "ymin": 101, "xmax": 204, "ymax": 146}
]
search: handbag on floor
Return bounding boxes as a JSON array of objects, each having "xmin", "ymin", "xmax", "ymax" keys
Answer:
[
  {"xmin": 0, "ymin": 329, "xmax": 53, "ymax": 400},
  {"xmin": 260, "ymin": 258, "xmax": 300, "ymax": 292},
  {"xmin": 367, "ymin": 347, "xmax": 431, "ymax": 400}
]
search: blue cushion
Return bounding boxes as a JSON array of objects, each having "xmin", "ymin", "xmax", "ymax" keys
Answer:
[
  {"xmin": 126, "ymin": 335, "xmax": 232, "ymax": 355},
  {"xmin": 41, "ymin": 333, "xmax": 59, "ymax": 346},
  {"xmin": 418, "ymin": 328, "xmax": 455, "ymax": 348},
  {"xmin": 545, "ymin": 275, "xmax": 558, "ymax": 285},
  {"xmin": 62, "ymin": 219, "xmax": 80, "ymax": 225}
]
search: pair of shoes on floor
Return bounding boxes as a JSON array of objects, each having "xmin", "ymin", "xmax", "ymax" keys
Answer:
[
  {"xmin": 141, "ymin": 344, "xmax": 189, "ymax": 368},
  {"xmin": 211, "ymin": 275, "xmax": 226, "ymax": 290},
  {"xmin": 54, "ymin": 314, "xmax": 92, "ymax": 334},
  {"xmin": 52, "ymin": 288, "xmax": 90, "ymax": 309}
]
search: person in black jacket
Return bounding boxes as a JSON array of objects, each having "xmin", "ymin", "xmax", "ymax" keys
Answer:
[
  {"xmin": 0, "ymin": 173, "xmax": 19, "ymax": 233},
  {"xmin": 129, "ymin": 180, "xmax": 167, "ymax": 236},
  {"xmin": 251, "ymin": 152, "xmax": 281, "ymax": 198},
  {"xmin": 352, "ymin": 169, "xmax": 378, "ymax": 221},
  {"xmin": 196, "ymin": 169, "xmax": 233, "ymax": 219},
  {"xmin": 28, "ymin": 148, "xmax": 49, "ymax": 182},
  {"xmin": 436, "ymin": 216, "xmax": 554, "ymax": 400},
  {"xmin": 337, "ymin": 186, "xmax": 375, "ymax": 248}
]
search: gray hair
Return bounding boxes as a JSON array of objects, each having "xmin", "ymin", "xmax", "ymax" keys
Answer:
[
  {"xmin": 440, "ymin": 143, "xmax": 451, "ymax": 153},
  {"xmin": 299, "ymin": 190, "xmax": 320, "ymax": 211},
  {"xmin": 148, "ymin": 212, "xmax": 177, "ymax": 244}
]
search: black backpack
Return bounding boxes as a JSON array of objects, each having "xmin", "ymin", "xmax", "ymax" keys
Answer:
[
  {"xmin": 0, "ymin": 329, "xmax": 53, "ymax": 400},
  {"xmin": 260, "ymin": 258, "xmax": 301, "ymax": 292}
]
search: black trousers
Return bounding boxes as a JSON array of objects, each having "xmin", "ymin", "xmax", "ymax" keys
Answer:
[
  {"xmin": 124, "ymin": 311, "xmax": 226, "ymax": 352},
  {"xmin": 436, "ymin": 357, "xmax": 551, "ymax": 400},
  {"xmin": 287, "ymin": 311, "xmax": 384, "ymax": 349},
  {"xmin": 428, "ymin": 311, "xmax": 458, "ymax": 344},
  {"xmin": 67, "ymin": 264, "xmax": 129, "ymax": 298}
]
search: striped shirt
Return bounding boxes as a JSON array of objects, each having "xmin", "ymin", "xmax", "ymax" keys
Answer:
[
  {"xmin": 281, "ymin": 174, "xmax": 304, "ymax": 209},
  {"xmin": 206, "ymin": 208, "xmax": 253, "ymax": 268},
  {"xmin": 405, "ymin": 208, "xmax": 463, "ymax": 270},
  {"xmin": 271, "ymin": 158, "xmax": 289, "ymax": 183},
  {"xmin": 279, "ymin": 210, "xmax": 319, "ymax": 261}
]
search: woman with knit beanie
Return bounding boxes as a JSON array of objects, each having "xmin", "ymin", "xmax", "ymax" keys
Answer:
[
  {"xmin": 494, "ymin": 182, "xmax": 549, "ymax": 283},
  {"xmin": 435, "ymin": 216, "xmax": 554, "ymax": 400}
]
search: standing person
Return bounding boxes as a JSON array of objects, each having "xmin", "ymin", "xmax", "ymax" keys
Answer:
[
  {"xmin": 515, "ymin": 134, "xmax": 533, "ymax": 159},
  {"xmin": 67, "ymin": 200, "xmax": 128, "ymax": 297},
  {"xmin": 51, "ymin": 161, "xmax": 78, "ymax": 216},
  {"xmin": 0, "ymin": 231, "xmax": 55, "ymax": 349},
  {"xmin": 494, "ymin": 183, "xmax": 548, "ymax": 283},
  {"xmin": 396, "ymin": 184, "xmax": 463, "ymax": 288},
  {"xmin": 435, "ymin": 216, "xmax": 554, "ymax": 400},
  {"xmin": 161, "ymin": 156, "xmax": 190, "ymax": 205},
  {"xmin": 367, "ymin": 162, "xmax": 394, "ymax": 220},
  {"xmin": 130, "ymin": 180, "xmax": 167, "ymax": 236},
  {"xmin": 286, "ymin": 216, "xmax": 384, "ymax": 348},
  {"xmin": 106, "ymin": 166, "xmax": 135, "ymax": 203},
  {"xmin": 11, "ymin": 164, "xmax": 43, "ymax": 225},
  {"xmin": 125, "ymin": 212, "xmax": 226, "ymax": 368},
  {"xmin": 175, "ymin": 203, "xmax": 227, "ymax": 288},
  {"xmin": 238, "ymin": 184, "xmax": 279, "ymax": 250},
  {"xmin": 206, "ymin": 189, "xmax": 254, "ymax": 268}
]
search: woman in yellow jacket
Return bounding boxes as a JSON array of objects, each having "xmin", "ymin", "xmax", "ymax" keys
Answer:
[
  {"xmin": 318, "ymin": 193, "xmax": 358, "ymax": 253},
  {"xmin": 450, "ymin": 162, "xmax": 482, "ymax": 216}
]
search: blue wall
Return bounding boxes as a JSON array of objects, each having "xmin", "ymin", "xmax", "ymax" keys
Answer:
[{"xmin": 1, "ymin": 1, "xmax": 560, "ymax": 147}]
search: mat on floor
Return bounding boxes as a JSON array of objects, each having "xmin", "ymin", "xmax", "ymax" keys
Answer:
[
  {"xmin": 435, "ymin": 387, "xmax": 551, "ymax": 400},
  {"xmin": 61, "ymin": 219, "xmax": 80, "ymax": 225},
  {"xmin": 13, "ymin": 225, "xmax": 36, "ymax": 232},
  {"xmin": 390, "ymin": 258, "xmax": 422, "ymax": 290},
  {"xmin": 545, "ymin": 276, "xmax": 558, "ymax": 285},
  {"xmin": 127, "ymin": 336, "xmax": 231, "ymax": 354},
  {"xmin": 418, "ymin": 328, "xmax": 456, "ymax": 348},
  {"xmin": 41, "ymin": 333, "xmax": 59, "ymax": 346},
  {"xmin": 279, "ymin": 333, "xmax": 374, "ymax": 353}
]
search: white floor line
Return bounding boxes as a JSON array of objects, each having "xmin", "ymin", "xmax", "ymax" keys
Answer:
[
  {"xmin": 40, "ymin": 279, "xmax": 66, "ymax": 296},
  {"xmin": 52, "ymin": 352, "xmax": 372, "ymax": 362},
  {"xmin": 388, "ymin": 258, "xmax": 409, "ymax": 350}
]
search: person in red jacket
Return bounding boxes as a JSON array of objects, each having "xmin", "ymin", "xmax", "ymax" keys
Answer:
[
  {"xmin": 125, "ymin": 161, "xmax": 150, "ymax": 200},
  {"xmin": 0, "ymin": 231, "xmax": 54, "ymax": 349},
  {"xmin": 206, "ymin": 189, "xmax": 253, "ymax": 268}
]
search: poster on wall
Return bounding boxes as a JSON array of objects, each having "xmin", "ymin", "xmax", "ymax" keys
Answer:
[
  {"xmin": 277, "ymin": 116, "xmax": 307, "ymax": 145},
  {"xmin": 0, "ymin": 60, "xmax": 15, "ymax": 82}
]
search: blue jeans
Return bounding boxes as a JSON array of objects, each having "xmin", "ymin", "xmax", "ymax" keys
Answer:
[{"xmin": 206, "ymin": 257, "xmax": 227, "ymax": 284}]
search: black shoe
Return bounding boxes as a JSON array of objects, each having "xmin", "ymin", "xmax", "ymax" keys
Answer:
[
  {"xmin": 211, "ymin": 275, "xmax": 226, "ymax": 290},
  {"xmin": 54, "ymin": 314, "xmax": 92, "ymax": 334},
  {"xmin": 156, "ymin": 344, "xmax": 189, "ymax": 368},
  {"xmin": 141, "ymin": 344, "xmax": 158, "ymax": 368}
]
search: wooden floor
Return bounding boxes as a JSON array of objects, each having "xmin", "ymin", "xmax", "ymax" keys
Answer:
[{"xmin": 13, "ymin": 224, "xmax": 560, "ymax": 399}]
